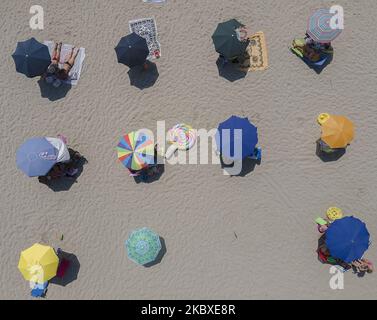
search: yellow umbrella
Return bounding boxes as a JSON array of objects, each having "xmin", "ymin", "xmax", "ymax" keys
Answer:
[
  {"xmin": 320, "ymin": 114, "xmax": 354, "ymax": 148},
  {"xmin": 18, "ymin": 243, "xmax": 59, "ymax": 284}
]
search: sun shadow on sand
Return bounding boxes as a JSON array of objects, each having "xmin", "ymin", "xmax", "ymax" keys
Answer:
[
  {"xmin": 316, "ymin": 141, "xmax": 346, "ymax": 162},
  {"xmin": 144, "ymin": 237, "xmax": 167, "ymax": 268},
  {"xmin": 50, "ymin": 250, "xmax": 80, "ymax": 287},
  {"xmin": 133, "ymin": 164, "xmax": 165, "ymax": 184},
  {"xmin": 38, "ymin": 151, "xmax": 88, "ymax": 192},
  {"xmin": 216, "ymin": 57, "xmax": 247, "ymax": 82},
  {"xmin": 301, "ymin": 53, "xmax": 333, "ymax": 74},
  {"xmin": 128, "ymin": 61, "xmax": 159, "ymax": 89},
  {"xmin": 220, "ymin": 157, "xmax": 260, "ymax": 177},
  {"xmin": 38, "ymin": 79, "xmax": 72, "ymax": 101}
]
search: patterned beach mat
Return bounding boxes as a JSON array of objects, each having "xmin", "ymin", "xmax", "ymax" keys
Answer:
[
  {"xmin": 129, "ymin": 18, "xmax": 161, "ymax": 60},
  {"xmin": 239, "ymin": 31, "xmax": 269, "ymax": 72}
]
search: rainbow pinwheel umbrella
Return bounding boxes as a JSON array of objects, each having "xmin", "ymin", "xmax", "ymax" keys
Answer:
[
  {"xmin": 125, "ymin": 228, "xmax": 162, "ymax": 266},
  {"xmin": 18, "ymin": 243, "xmax": 59, "ymax": 284},
  {"xmin": 117, "ymin": 131, "xmax": 155, "ymax": 171},
  {"xmin": 307, "ymin": 8, "xmax": 342, "ymax": 43}
]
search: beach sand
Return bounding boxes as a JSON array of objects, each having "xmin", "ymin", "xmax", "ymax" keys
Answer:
[{"xmin": 1, "ymin": 0, "xmax": 377, "ymax": 299}]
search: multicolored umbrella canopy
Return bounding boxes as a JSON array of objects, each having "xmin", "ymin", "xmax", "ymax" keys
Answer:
[
  {"xmin": 216, "ymin": 116, "xmax": 258, "ymax": 160},
  {"xmin": 326, "ymin": 217, "xmax": 370, "ymax": 263},
  {"xmin": 117, "ymin": 131, "xmax": 155, "ymax": 171},
  {"xmin": 16, "ymin": 137, "xmax": 59, "ymax": 177},
  {"xmin": 307, "ymin": 8, "xmax": 342, "ymax": 43},
  {"xmin": 18, "ymin": 243, "xmax": 59, "ymax": 284},
  {"xmin": 12, "ymin": 38, "xmax": 51, "ymax": 78},
  {"xmin": 320, "ymin": 115, "xmax": 354, "ymax": 148},
  {"xmin": 115, "ymin": 33, "xmax": 149, "ymax": 68},
  {"xmin": 125, "ymin": 228, "xmax": 162, "ymax": 266},
  {"xmin": 212, "ymin": 19, "xmax": 249, "ymax": 59}
]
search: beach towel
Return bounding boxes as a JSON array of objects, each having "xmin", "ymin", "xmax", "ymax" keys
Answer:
[
  {"xmin": 129, "ymin": 18, "xmax": 161, "ymax": 60},
  {"xmin": 239, "ymin": 31, "xmax": 269, "ymax": 72},
  {"xmin": 43, "ymin": 41, "xmax": 86, "ymax": 85}
]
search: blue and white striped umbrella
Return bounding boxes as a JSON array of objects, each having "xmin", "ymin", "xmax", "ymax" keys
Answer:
[{"xmin": 307, "ymin": 8, "xmax": 342, "ymax": 43}]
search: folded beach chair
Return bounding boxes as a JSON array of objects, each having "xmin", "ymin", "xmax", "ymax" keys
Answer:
[
  {"xmin": 31, "ymin": 281, "xmax": 48, "ymax": 298},
  {"xmin": 249, "ymin": 147, "xmax": 262, "ymax": 161}
]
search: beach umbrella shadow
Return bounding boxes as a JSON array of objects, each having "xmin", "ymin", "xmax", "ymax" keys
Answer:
[
  {"xmin": 144, "ymin": 237, "xmax": 167, "ymax": 268},
  {"xmin": 38, "ymin": 79, "xmax": 72, "ymax": 101},
  {"xmin": 133, "ymin": 164, "xmax": 165, "ymax": 184},
  {"xmin": 216, "ymin": 57, "xmax": 247, "ymax": 82},
  {"xmin": 128, "ymin": 61, "xmax": 159, "ymax": 89},
  {"xmin": 38, "ymin": 151, "xmax": 88, "ymax": 192},
  {"xmin": 303, "ymin": 53, "xmax": 333, "ymax": 74},
  {"xmin": 220, "ymin": 157, "xmax": 259, "ymax": 177},
  {"xmin": 316, "ymin": 141, "xmax": 346, "ymax": 162},
  {"xmin": 50, "ymin": 251, "xmax": 80, "ymax": 287}
]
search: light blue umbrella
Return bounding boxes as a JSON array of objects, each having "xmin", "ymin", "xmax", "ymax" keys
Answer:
[
  {"xmin": 125, "ymin": 228, "xmax": 161, "ymax": 266},
  {"xmin": 16, "ymin": 137, "xmax": 58, "ymax": 177}
]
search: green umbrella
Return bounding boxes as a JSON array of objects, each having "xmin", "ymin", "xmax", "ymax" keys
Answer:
[
  {"xmin": 212, "ymin": 19, "xmax": 249, "ymax": 59},
  {"xmin": 125, "ymin": 228, "xmax": 162, "ymax": 266}
]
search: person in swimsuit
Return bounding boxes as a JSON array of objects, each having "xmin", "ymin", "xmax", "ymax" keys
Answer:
[
  {"xmin": 56, "ymin": 47, "xmax": 80, "ymax": 80},
  {"xmin": 43, "ymin": 44, "xmax": 80, "ymax": 86}
]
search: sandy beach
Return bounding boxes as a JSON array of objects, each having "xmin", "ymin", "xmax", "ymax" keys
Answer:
[{"xmin": 1, "ymin": 0, "xmax": 377, "ymax": 299}]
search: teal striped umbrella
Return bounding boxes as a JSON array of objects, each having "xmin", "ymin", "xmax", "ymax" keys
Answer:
[
  {"xmin": 307, "ymin": 8, "xmax": 342, "ymax": 43},
  {"xmin": 125, "ymin": 228, "xmax": 161, "ymax": 266}
]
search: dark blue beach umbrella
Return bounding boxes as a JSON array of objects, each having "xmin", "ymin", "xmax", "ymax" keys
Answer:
[
  {"xmin": 16, "ymin": 137, "xmax": 59, "ymax": 177},
  {"xmin": 115, "ymin": 33, "xmax": 149, "ymax": 68},
  {"xmin": 12, "ymin": 38, "xmax": 51, "ymax": 78},
  {"xmin": 326, "ymin": 216, "xmax": 370, "ymax": 263},
  {"xmin": 216, "ymin": 116, "xmax": 258, "ymax": 160}
]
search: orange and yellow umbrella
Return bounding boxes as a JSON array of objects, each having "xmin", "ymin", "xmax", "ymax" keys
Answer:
[{"xmin": 320, "ymin": 115, "xmax": 354, "ymax": 149}]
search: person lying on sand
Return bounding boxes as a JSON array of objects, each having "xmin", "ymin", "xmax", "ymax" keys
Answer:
[
  {"xmin": 57, "ymin": 46, "xmax": 80, "ymax": 80},
  {"xmin": 43, "ymin": 43, "xmax": 80, "ymax": 86}
]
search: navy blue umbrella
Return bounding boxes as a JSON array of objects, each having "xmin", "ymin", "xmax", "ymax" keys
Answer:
[
  {"xmin": 326, "ymin": 216, "xmax": 370, "ymax": 263},
  {"xmin": 16, "ymin": 137, "xmax": 59, "ymax": 177},
  {"xmin": 115, "ymin": 33, "xmax": 149, "ymax": 68},
  {"xmin": 216, "ymin": 116, "xmax": 258, "ymax": 160},
  {"xmin": 12, "ymin": 38, "xmax": 51, "ymax": 78}
]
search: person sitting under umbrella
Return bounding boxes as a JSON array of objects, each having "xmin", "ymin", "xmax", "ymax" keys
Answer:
[
  {"xmin": 127, "ymin": 144, "xmax": 162, "ymax": 180},
  {"xmin": 351, "ymin": 259, "xmax": 374, "ymax": 275},
  {"xmin": 38, "ymin": 136, "xmax": 82, "ymax": 182},
  {"xmin": 43, "ymin": 42, "xmax": 80, "ymax": 87}
]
